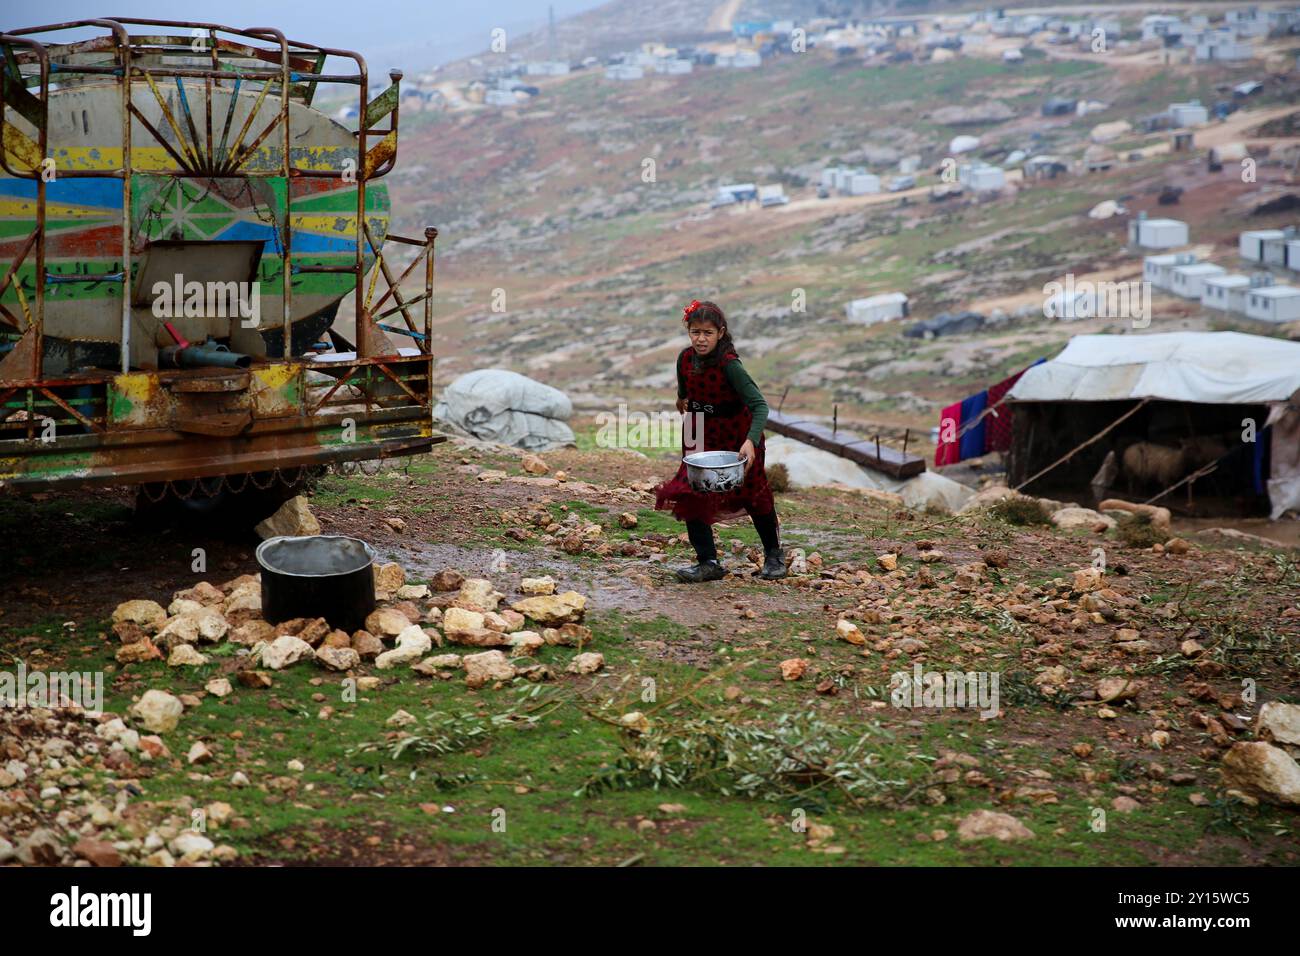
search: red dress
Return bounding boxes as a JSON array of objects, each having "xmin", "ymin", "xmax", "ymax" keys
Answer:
[{"xmin": 655, "ymin": 347, "xmax": 775, "ymax": 525}]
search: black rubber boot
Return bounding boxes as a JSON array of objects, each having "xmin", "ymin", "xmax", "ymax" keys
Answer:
[
  {"xmin": 758, "ymin": 549, "xmax": 787, "ymax": 580},
  {"xmin": 675, "ymin": 560, "xmax": 728, "ymax": 583}
]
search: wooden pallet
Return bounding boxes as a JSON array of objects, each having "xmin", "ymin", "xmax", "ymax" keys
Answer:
[{"xmin": 765, "ymin": 410, "xmax": 926, "ymax": 480}]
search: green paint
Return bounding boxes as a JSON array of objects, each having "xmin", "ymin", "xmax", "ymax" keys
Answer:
[{"xmin": 106, "ymin": 386, "xmax": 135, "ymax": 422}]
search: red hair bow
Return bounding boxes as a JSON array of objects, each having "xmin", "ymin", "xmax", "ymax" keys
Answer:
[{"xmin": 682, "ymin": 299, "xmax": 702, "ymax": 323}]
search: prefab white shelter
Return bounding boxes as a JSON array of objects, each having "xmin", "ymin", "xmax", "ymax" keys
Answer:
[
  {"xmin": 1201, "ymin": 274, "xmax": 1250, "ymax": 313},
  {"xmin": 1170, "ymin": 262, "xmax": 1225, "ymax": 299},
  {"xmin": 1006, "ymin": 332, "xmax": 1300, "ymax": 518},
  {"xmin": 1240, "ymin": 229, "xmax": 1285, "ymax": 262},
  {"xmin": 1129, "ymin": 217, "xmax": 1189, "ymax": 249},
  {"xmin": 1245, "ymin": 286, "xmax": 1300, "ymax": 324},
  {"xmin": 1144, "ymin": 252, "xmax": 1196, "ymax": 291},
  {"xmin": 845, "ymin": 293, "xmax": 909, "ymax": 325}
]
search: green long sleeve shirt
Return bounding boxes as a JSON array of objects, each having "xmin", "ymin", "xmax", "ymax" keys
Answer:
[{"xmin": 677, "ymin": 354, "xmax": 769, "ymax": 445}]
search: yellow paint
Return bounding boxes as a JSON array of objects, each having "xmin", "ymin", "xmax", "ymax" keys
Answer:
[
  {"xmin": 112, "ymin": 372, "xmax": 157, "ymax": 406},
  {"xmin": 42, "ymin": 145, "xmax": 351, "ymax": 173},
  {"xmin": 0, "ymin": 198, "xmax": 117, "ymax": 219},
  {"xmin": 253, "ymin": 363, "xmax": 298, "ymax": 390},
  {"xmin": 2, "ymin": 121, "xmax": 43, "ymax": 172},
  {"xmin": 290, "ymin": 214, "xmax": 363, "ymax": 234}
]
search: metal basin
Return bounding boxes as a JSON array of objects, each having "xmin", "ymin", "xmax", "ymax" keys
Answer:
[
  {"xmin": 256, "ymin": 535, "xmax": 377, "ymax": 633},
  {"xmin": 684, "ymin": 450, "xmax": 745, "ymax": 493}
]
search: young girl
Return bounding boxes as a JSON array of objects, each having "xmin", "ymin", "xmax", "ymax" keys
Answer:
[{"xmin": 655, "ymin": 300, "xmax": 785, "ymax": 582}]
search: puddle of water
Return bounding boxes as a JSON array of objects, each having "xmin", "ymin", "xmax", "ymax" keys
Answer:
[{"xmin": 1172, "ymin": 517, "xmax": 1300, "ymax": 549}]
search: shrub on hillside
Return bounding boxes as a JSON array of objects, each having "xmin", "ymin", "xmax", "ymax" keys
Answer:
[
  {"xmin": 1116, "ymin": 511, "xmax": 1163, "ymax": 549},
  {"xmin": 988, "ymin": 495, "xmax": 1050, "ymax": 526},
  {"xmin": 767, "ymin": 462, "xmax": 790, "ymax": 494}
]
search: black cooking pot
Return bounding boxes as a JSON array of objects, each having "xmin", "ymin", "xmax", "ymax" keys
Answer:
[{"xmin": 256, "ymin": 535, "xmax": 377, "ymax": 633}]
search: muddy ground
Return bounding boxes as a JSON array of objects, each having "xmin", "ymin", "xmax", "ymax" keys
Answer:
[{"xmin": 2, "ymin": 437, "xmax": 1299, "ymax": 866}]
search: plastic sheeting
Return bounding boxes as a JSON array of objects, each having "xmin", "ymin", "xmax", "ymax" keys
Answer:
[
  {"xmin": 1008, "ymin": 332, "xmax": 1300, "ymax": 405},
  {"xmin": 765, "ymin": 436, "xmax": 976, "ymax": 513},
  {"xmin": 1269, "ymin": 406, "xmax": 1300, "ymax": 520},
  {"xmin": 433, "ymin": 369, "xmax": 575, "ymax": 451}
]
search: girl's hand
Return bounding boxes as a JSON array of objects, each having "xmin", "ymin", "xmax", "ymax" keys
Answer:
[
  {"xmin": 738, "ymin": 439, "xmax": 755, "ymax": 471},
  {"xmin": 676, "ymin": 397, "xmax": 688, "ymax": 414}
]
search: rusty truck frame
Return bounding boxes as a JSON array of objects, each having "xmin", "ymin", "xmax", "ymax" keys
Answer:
[{"xmin": 0, "ymin": 18, "xmax": 442, "ymax": 492}]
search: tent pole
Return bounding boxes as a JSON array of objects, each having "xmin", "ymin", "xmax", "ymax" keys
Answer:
[
  {"xmin": 1144, "ymin": 459, "xmax": 1220, "ymax": 506},
  {"xmin": 1014, "ymin": 399, "xmax": 1150, "ymax": 493}
]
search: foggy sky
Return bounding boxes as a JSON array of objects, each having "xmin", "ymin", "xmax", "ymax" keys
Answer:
[{"xmin": 7, "ymin": 1, "xmax": 609, "ymax": 74}]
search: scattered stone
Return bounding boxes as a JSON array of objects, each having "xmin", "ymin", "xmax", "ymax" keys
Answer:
[
  {"xmin": 512, "ymin": 591, "xmax": 587, "ymax": 626},
  {"xmin": 111, "ymin": 600, "xmax": 167, "ymax": 634},
  {"xmin": 619, "ymin": 512, "xmax": 638, "ymax": 529},
  {"xmin": 415, "ymin": 654, "xmax": 463, "ymax": 674},
  {"xmin": 508, "ymin": 631, "xmax": 545, "ymax": 656},
  {"xmin": 1221, "ymin": 742, "xmax": 1300, "ymax": 806},
  {"xmin": 431, "ymin": 569, "xmax": 465, "ymax": 592},
  {"xmin": 1096, "ymin": 677, "xmax": 1141, "ymax": 703},
  {"xmin": 396, "ymin": 584, "xmax": 430, "ymax": 600},
  {"xmin": 520, "ymin": 576, "xmax": 556, "ymax": 595},
  {"xmin": 205, "ymin": 678, "xmax": 233, "ymax": 698},
  {"xmin": 877, "ymin": 553, "xmax": 898, "ymax": 572},
  {"xmin": 374, "ymin": 562, "xmax": 406, "ymax": 594},
  {"xmin": 187, "ymin": 741, "xmax": 213, "ymax": 765},
  {"xmin": 351, "ymin": 630, "xmax": 384, "ymax": 660},
  {"xmin": 835, "ymin": 619, "xmax": 866, "ymax": 645},
  {"xmin": 229, "ymin": 620, "xmax": 275, "ymax": 646},
  {"xmin": 1098, "ymin": 499, "xmax": 1172, "ymax": 535},
  {"xmin": 316, "ymin": 645, "xmax": 361, "ymax": 671},
  {"xmin": 521, "ymin": 453, "xmax": 549, "ymax": 475},
  {"xmin": 16, "ymin": 828, "xmax": 64, "ymax": 865},
  {"xmin": 73, "ymin": 837, "xmax": 122, "ymax": 867},
  {"xmin": 1165, "ymin": 537, "xmax": 1191, "ymax": 555},
  {"xmin": 620, "ymin": 712, "xmax": 650, "ymax": 733},
  {"xmin": 262, "ymin": 635, "xmax": 315, "ymax": 670},
  {"xmin": 464, "ymin": 650, "xmax": 517, "ymax": 689},
  {"xmin": 170, "ymin": 832, "xmax": 214, "ymax": 860},
  {"xmin": 956, "ymin": 810, "xmax": 1034, "ymax": 842},
  {"xmin": 457, "ymin": 578, "xmax": 504, "ymax": 612},
  {"xmin": 254, "ymin": 495, "xmax": 320, "ymax": 539},
  {"xmin": 541, "ymin": 623, "xmax": 592, "ymax": 646},
  {"xmin": 386, "ymin": 710, "xmax": 417, "ymax": 728},
  {"xmin": 237, "ymin": 670, "xmax": 273, "ymax": 690},
  {"xmin": 130, "ymin": 690, "xmax": 183, "ymax": 733},
  {"xmin": 1111, "ymin": 796, "xmax": 1140, "ymax": 813},
  {"xmin": 116, "ymin": 639, "xmax": 162, "ymax": 664},
  {"xmin": 167, "ymin": 644, "xmax": 209, "ymax": 667},
  {"xmin": 1073, "ymin": 567, "xmax": 1103, "ymax": 593},
  {"xmin": 567, "ymin": 652, "xmax": 605, "ymax": 675},
  {"xmin": 375, "ymin": 625, "xmax": 433, "ymax": 669},
  {"xmin": 138, "ymin": 735, "xmax": 168, "ymax": 759},
  {"xmin": 1051, "ymin": 507, "xmax": 1116, "ymax": 532},
  {"xmin": 1258, "ymin": 702, "xmax": 1300, "ymax": 747},
  {"xmin": 443, "ymin": 607, "xmax": 487, "ymax": 634},
  {"xmin": 780, "ymin": 658, "xmax": 808, "ymax": 681},
  {"xmin": 365, "ymin": 608, "xmax": 411, "ymax": 638}
]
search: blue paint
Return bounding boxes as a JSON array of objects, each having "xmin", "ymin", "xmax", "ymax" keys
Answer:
[
  {"xmin": 216, "ymin": 220, "xmax": 361, "ymax": 253},
  {"xmin": 0, "ymin": 177, "xmax": 123, "ymax": 209}
]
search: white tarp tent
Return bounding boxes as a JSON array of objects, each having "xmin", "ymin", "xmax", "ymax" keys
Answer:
[
  {"xmin": 1008, "ymin": 332, "xmax": 1300, "ymax": 518},
  {"xmin": 1008, "ymin": 332, "xmax": 1300, "ymax": 404},
  {"xmin": 434, "ymin": 369, "xmax": 576, "ymax": 451}
]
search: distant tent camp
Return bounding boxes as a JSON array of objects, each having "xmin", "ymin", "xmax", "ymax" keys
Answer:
[{"xmin": 1005, "ymin": 332, "xmax": 1300, "ymax": 518}]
